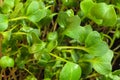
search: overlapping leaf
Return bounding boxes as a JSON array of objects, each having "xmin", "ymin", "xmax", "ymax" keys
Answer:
[
  {"xmin": 91, "ymin": 50, "xmax": 113, "ymax": 75},
  {"xmin": 29, "ymin": 42, "xmax": 46, "ymax": 54},
  {"xmin": 10, "ymin": 2, "xmax": 23, "ymax": 18},
  {"xmin": 85, "ymin": 31, "xmax": 109, "ymax": 56},
  {"xmin": 80, "ymin": 0, "xmax": 117, "ymax": 26},
  {"xmin": 20, "ymin": 26, "xmax": 40, "ymax": 45},
  {"xmin": 90, "ymin": 3, "xmax": 117, "ymax": 26},
  {"xmin": 1, "ymin": 0, "xmax": 15, "ymax": 13},
  {"xmin": 80, "ymin": 62, "xmax": 92, "ymax": 76},
  {"xmin": 64, "ymin": 21, "xmax": 108, "ymax": 56},
  {"xmin": 57, "ymin": 12, "xmax": 69, "ymax": 28},
  {"xmin": 64, "ymin": 25, "xmax": 92, "ymax": 43}
]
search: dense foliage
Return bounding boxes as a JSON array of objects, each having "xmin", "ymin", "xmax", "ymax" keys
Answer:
[{"xmin": 0, "ymin": 0, "xmax": 120, "ymax": 80}]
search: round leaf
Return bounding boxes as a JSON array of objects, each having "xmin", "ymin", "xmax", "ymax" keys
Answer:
[
  {"xmin": 90, "ymin": 3, "xmax": 117, "ymax": 26},
  {"xmin": 59, "ymin": 62, "xmax": 81, "ymax": 80},
  {"xmin": 26, "ymin": 1, "xmax": 46, "ymax": 22},
  {"xmin": 26, "ymin": 1, "xmax": 39, "ymax": 15},
  {"xmin": 0, "ymin": 56, "xmax": 14, "ymax": 68}
]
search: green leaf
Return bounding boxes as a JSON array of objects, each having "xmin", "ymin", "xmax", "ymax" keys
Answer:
[
  {"xmin": 39, "ymin": 9, "xmax": 56, "ymax": 26},
  {"xmin": 85, "ymin": 31, "xmax": 101, "ymax": 47},
  {"xmin": 71, "ymin": 50, "xmax": 80, "ymax": 62},
  {"xmin": 0, "ymin": 56, "xmax": 14, "ymax": 68},
  {"xmin": 102, "ymin": 5, "xmax": 117, "ymax": 26},
  {"xmin": 113, "ymin": 69, "xmax": 120, "ymax": 75},
  {"xmin": 80, "ymin": 0, "xmax": 95, "ymax": 15},
  {"xmin": 25, "ymin": 75, "xmax": 37, "ymax": 80},
  {"xmin": 64, "ymin": 25, "xmax": 81, "ymax": 42},
  {"xmin": 80, "ymin": 62, "xmax": 92, "ymax": 76},
  {"xmin": 57, "ymin": 11, "xmax": 80, "ymax": 29},
  {"xmin": 21, "ymin": 26, "xmax": 40, "ymax": 45},
  {"xmin": 78, "ymin": 25, "xmax": 92, "ymax": 43},
  {"xmin": 4, "ymin": 0, "xmax": 14, "ymax": 8},
  {"xmin": 90, "ymin": 3, "xmax": 117, "ymax": 26},
  {"xmin": 66, "ymin": 9, "xmax": 74, "ymax": 17},
  {"xmin": 67, "ymin": 15, "xmax": 81, "ymax": 28},
  {"xmin": 64, "ymin": 25, "xmax": 92, "ymax": 43},
  {"xmin": 81, "ymin": 0, "xmax": 117, "ymax": 26},
  {"xmin": 62, "ymin": 0, "xmax": 78, "ymax": 7},
  {"xmin": 46, "ymin": 40, "xmax": 57, "ymax": 53},
  {"xmin": 91, "ymin": 50, "xmax": 113, "ymax": 75},
  {"xmin": 47, "ymin": 31, "xmax": 58, "ymax": 41},
  {"xmin": 2, "ymin": 31, "xmax": 11, "ymax": 44},
  {"xmin": 1, "ymin": 0, "xmax": 14, "ymax": 13},
  {"xmin": 26, "ymin": 1, "xmax": 39, "ymax": 15},
  {"xmin": 44, "ymin": 78, "xmax": 51, "ymax": 80},
  {"xmin": 37, "ymin": 53, "xmax": 51, "ymax": 66},
  {"xmin": 10, "ymin": 2, "xmax": 23, "ymax": 18},
  {"xmin": 85, "ymin": 31, "xmax": 109, "ymax": 56},
  {"xmin": 16, "ymin": 47, "xmax": 29, "ymax": 69},
  {"xmin": 63, "ymin": 15, "xmax": 81, "ymax": 41},
  {"xmin": 39, "ymin": 1, "xmax": 45, "ymax": 9},
  {"xmin": 0, "ymin": 14, "xmax": 8, "ymax": 31},
  {"xmin": 20, "ymin": 26, "xmax": 40, "ymax": 45},
  {"xmin": 109, "ymin": 75, "xmax": 120, "ymax": 80},
  {"xmin": 20, "ymin": 26, "xmax": 34, "ymax": 33},
  {"xmin": 27, "ymin": 33, "xmax": 33, "ymax": 45},
  {"xmin": 31, "ymin": 31, "xmax": 41, "ymax": 43},
  {"xmin": 115, "ymin": 30, "xmax": 120, "ymax": 39},
  {"xmin": 57, "ymin": 12, "xmax": 69, "ymax": 28},
  {"xmin": 90, "ymin": 3, "xmax": 108, "ymax": 19},
  {"xmin": 59, "ymin": 62, "xmax": 81, "ymax": 80},
  {"xmin": 27, "ymin": 9, "xmax": 47, "ymax": 22},
  {"xmin": 26, "ymin": 1, "xmax": 46, "ymax": 22},
  {"xmin": 29, "ymin": 41, "xmax": 46, "ymax": 54}
]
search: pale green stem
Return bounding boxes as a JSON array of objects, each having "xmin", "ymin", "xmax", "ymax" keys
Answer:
[
  {"xmin": 57, "ymin": 46, "xmax": 88, "ymax": 52},
  {"xmin": 13, "ymin": 32, "xmax": 26, "ymax": 35},
  {"xmin": 9, "ymin": 16, "xmax": 27, "ymax": 22},
  {"xmin": 110, "ymin": 26, "xmax": 118, "ymax": 48},
  {"xmin": 86, "ymin": 73, "xmax": 99, "ymax": 79},
  {"xmin": 109, "ymin": 34, "xmax": 116, "ymax": 48},
  {"xmin": 24, "ymin": 67, "xmax": 34, "ymax": 76},
  {"xmin": 49, "ymin": 53, "xmax": 68, "ymax": 62}
]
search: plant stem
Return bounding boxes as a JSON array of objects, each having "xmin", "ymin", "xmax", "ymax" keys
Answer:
[
  {"xmin": 24, "ymin": 67, "xmax": 34, "ymax": 76},
  {"xmin": 9, "ymin": 16, "xmax": 27, "ymax": 22},
  {"xmin": 49, "ymin": 53, "xmax": 68, "ymax": 62},
  {"xmin": 57, "ymin": 46, "xmax": 87, "ymax": 52},
  {"xmin": 112, "ymin": 52, "xmax": 120, "ymax": 66},
  {"xmin": 86, "ymin": 73, "xmax": 99, "ymax": 79},
  {"xmin": 13, "ymin": 32, "xmax": 26, "ymax": 35},
  {"xmin": 110, "ymin": 26, "xmax": 118, "ymax": 48},
  {"xmin": 110, "ymin": 34, "xmax": 116, "ymax": 48},
  {"xmin": 113, "ymin": 45, "xmax": 120, "ymax": 51},
  {"xmin": 103, "ymin": 33, "xmax": 112, "ymax": 45}
]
